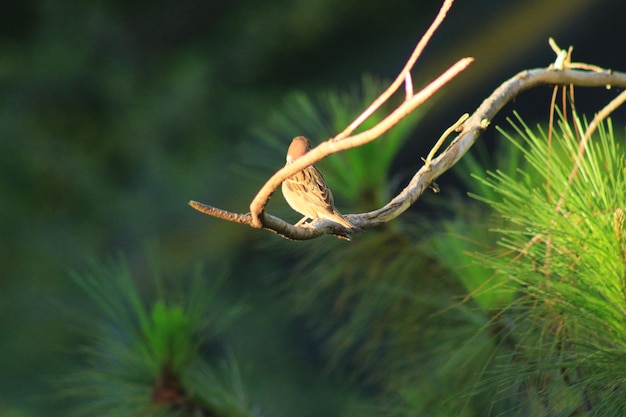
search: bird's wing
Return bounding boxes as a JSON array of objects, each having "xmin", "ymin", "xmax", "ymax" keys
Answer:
[{"xmin": 283, "ymin": 166, "xmax": 335, "ymax": 210}]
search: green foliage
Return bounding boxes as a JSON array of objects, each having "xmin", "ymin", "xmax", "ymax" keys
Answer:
[
  {"xmin": 469, "ymin": 112, "xmax": 626, "ymax": 416},
  {"xmin": 278, "ymin": 108, "xmax": 626, "ymax": 417},
  {"xmin": 426, "ymin": 125, "xmax": 536, "ymax": 312},
  {"xmin": 283, "ymin": 224, "xmax": 506, "ymax": 417},
  {"xmin": 139, "ymin": 301, "xmax": 192, "ymax": 373},
  {"xmin": 430, "ymin": 208, "xmax": 516, "ymax": 311},
  {"xmin": 64, "ymin": 255, "xmax": 254, "ymax": 417}
]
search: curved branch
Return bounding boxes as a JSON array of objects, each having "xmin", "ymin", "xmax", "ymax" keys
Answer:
[
  {"xmin": 190, "ymin": 66, "xmax": 626, "ymax": 239},
  {"xmin": 363, "ymin": 67, "xmax": 626, "ymax": 223}
]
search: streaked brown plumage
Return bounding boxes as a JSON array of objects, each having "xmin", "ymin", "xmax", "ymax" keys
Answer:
[{"xmin": 281, "ymin": 136, "xmax": 356, "ymax": 229}]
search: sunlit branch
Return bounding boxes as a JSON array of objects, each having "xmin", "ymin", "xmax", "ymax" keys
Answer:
[
  {"xmin": 334, "ymin": 0, "xmax": 455, "ymax": 141},
  {"xmin": 191, "ymin": 66, "xmax": 626, "ymax": 239}
]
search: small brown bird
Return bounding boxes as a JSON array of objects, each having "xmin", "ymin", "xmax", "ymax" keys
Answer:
[{"xmin": 282, "ymin": 136, "xmax": 357, "ymax": 229}]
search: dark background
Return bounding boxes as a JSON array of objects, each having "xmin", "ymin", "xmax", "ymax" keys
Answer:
[{"xmin": 1, "ymin": 0, "xmax": 624, "ymax": 415}]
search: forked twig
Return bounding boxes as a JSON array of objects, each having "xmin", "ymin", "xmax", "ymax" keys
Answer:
[{"xmin": 335, "ymin": 0, "xmax": 455, "ymax": 141}]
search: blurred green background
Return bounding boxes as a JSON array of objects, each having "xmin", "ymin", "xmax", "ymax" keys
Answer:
[{"xmin": 1, "ymin": 0, "xmax": 624, "ymax": 415}]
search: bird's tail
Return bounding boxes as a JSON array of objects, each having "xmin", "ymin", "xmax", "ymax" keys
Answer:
[{"xmin": 326, "ymin": 211, "xmax": 360, "ymax": 231}]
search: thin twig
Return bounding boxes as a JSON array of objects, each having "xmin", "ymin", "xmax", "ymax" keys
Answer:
[
  {"xmin": 554, "ymin": 87, "xmax": 626, "ymax": 213},
  {"xmin": 335, "ymin": 0, "xmax": 455, "ymax": 141},
  {"xmin": 405, "ymin": 72, "xmax": 414, "ymax": 99},
  {"xmin": 581, "ymin": 88, "xmax": 626, "ymax": 148},
  {"xmin": 188, "ymin": 201, "xmax": 252, "ymax": 224},
  {"xmin": 424, "ymin": 113, "xmax": 469, "ymax": 167}
]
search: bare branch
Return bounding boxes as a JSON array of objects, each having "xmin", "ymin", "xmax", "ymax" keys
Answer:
[
  {"xmin": 363, "ymin": 67, "xmax": 626, "ymax": 223},
  {"xmin": 335, "ymin": 0, "xmax": 455, "ymax": 140},
  {"xmin": 581, "ymin": 88, "xmax": 626, "ymax": 149},
  {"xmin": 188, "ymin": 200, "xmax": 356, "ymax": 240},
  {"xmin": 191, "ymin": 66, "xmax": 626, "ymax": 239},
  {"xmin": 189, "ymin": 0, "xmax": 626, "ymax": 240},
  {"xmin": 188, "ymin": 201, "xmax": 251, "ymax": 224},
  {"xmin": 404, "ymin": 72, "xmax": 414, "ymax": 99}
]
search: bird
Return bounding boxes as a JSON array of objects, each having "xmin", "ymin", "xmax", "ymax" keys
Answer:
[{"xmin": 281, "ymin": 136, "xmax": 357, "ymax": 230}]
